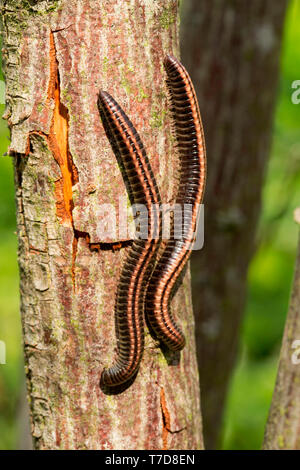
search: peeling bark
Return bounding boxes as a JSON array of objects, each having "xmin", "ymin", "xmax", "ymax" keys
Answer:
[
  {"xmin": 181, "ymin": 0, "xmax": 288, "ymax": 448},
  {"xmin": 264, "ymin": 219, "xmax": 300, "ymax": 450},
  {"xmin": 2, "ymin": 0, "xmax": 203, "ymax": 449}
]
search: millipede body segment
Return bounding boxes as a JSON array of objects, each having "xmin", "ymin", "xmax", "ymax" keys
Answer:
[
  {"xmin": 98, "ymin": 91, "xmax": 161, "ymax": 387},
  {"xmin": 144, "ymin": 55, "xmax": 206, "ymax": 351}
]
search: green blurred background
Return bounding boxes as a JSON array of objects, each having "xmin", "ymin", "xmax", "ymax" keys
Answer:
[{"xmin": 0, "ymin": 1, "xmax": 300, "ymax": 450}]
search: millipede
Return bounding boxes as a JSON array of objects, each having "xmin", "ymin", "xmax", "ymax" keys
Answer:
[
  {"xmin": 98, "ymin": 54, "xmax": 206, "ymax": 387},
  {"xmin": 144, "ymin": 55, "xmax": 206, "ymax": 351},
  {"xmin": 98, "ymin": 91, "xmax": 161, "ymax": 387}
]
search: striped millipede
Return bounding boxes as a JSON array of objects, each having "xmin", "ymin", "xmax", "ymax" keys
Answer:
[
  {"xmin": 98, "ymin": 91, "xmax": 161, "ymax": 387},
  {"xmin": 144, "ymin": 55, "xmax": 206, "ymax": 351},
  {"xmin": 98, "ymin": 54, "xmax": 206, "ymax": 386}
]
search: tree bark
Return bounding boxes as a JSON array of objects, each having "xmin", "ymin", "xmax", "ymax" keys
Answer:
[
  {"xmin": 181, "ymin": 0, "xmax": 288, "ymax": 448},
  {"xmin": 2, "ymin": 0, "xmax": 203, "ymax": 449},
  {"xmin": 263, "ymin": 212, "xmax": 300, "ymax": 450}
]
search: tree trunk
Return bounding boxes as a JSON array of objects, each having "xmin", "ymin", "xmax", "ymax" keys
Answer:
[
  {"xmin": 180, "ymin": 0, "xmax": 288, "ymax": 448},
  {"xmin": 264, "ymin": 212, "xmax": 300, "ymax": 450},
  {"xmin": 2, "ymin": 0, "xmax": 203, "ymax": 450}
]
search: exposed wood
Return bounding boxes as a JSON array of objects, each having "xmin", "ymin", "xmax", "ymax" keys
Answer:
[
  {"xmin": 2, "ymin": 0, "xmax": 203, "ymax": 449},
  {"xmin": 181, "ymin": 0, "xmax": 288, "ymax": 448}
]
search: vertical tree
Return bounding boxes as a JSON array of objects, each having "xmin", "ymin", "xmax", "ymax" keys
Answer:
[
  {"xmin": 181, "ymin": 0, "xmax": 289, "ymax": 448},
  {"xmin": 264, "ymin": 211, "xmax": 300, "ymax": 450},
  {"xmin": 1, "ymin": 0, "xmax": 203, "ymax": 449}
]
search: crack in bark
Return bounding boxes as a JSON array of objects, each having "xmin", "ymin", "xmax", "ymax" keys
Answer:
[
  {"xmin": 51, "ymin": 25, "xmax": 74, "ymax": 33},
  {"xmin": 48, "ymin": 32, "xmax": 80, "ymax": 289},
  {"xmin": 160, "ymin": 387, "xmax": 186, "ymax": 450},
  {"xmin": 160, "ymin": 387, "xmax": 170, "ymax": 450},
  {"xmin": 48, "ymin": 33, "xmax": 78, "ymax": 223}
]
